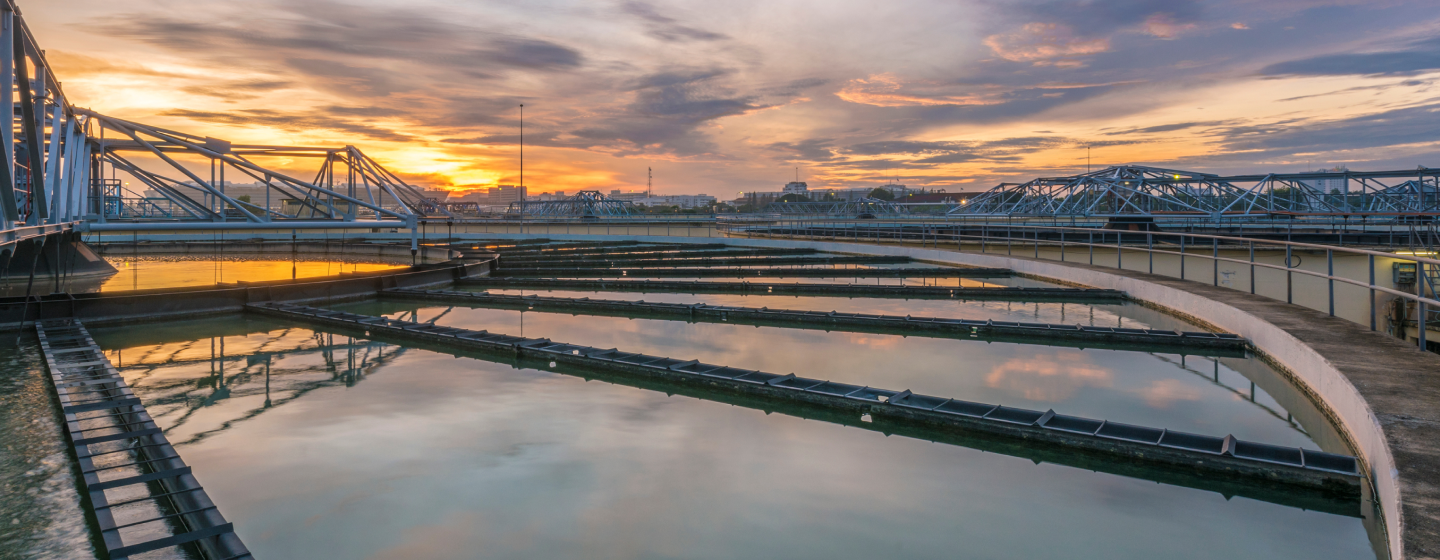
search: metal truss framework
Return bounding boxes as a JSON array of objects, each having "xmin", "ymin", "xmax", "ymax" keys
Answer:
[
  {"xmin": 85, "ymin": 112, "xmax": 448, "ymax": 226},
  {"xmin": 0, "ymin": 0, "xmax": 446, "ymax": 239},
  {"xmin": 507, "ymin": 190, "xmax": 636, "ymax": 218},
  {"xmin": 953, "ymin": 165, "xmax": 1440, "ymax": 218},
  {"xmin": 764, "ymin": 197, "xmax": 910, "ymax": 217},
  {"xmin": 0, "ymin": 1, "xmax": 90, "ymax": 235}
]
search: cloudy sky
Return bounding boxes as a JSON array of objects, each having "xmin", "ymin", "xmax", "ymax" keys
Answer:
[{"xmin": 27, "ymin": 0, "xmax": 1440, "ymax": 196}]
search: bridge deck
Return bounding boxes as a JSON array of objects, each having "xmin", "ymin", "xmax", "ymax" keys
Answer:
[
  {"xmin": 36, "ymin": 319, "xmax": 250, "ymax": 560},
  {"xmin": 247, "ymin": 301, "xmax": 1361, "ymax": 496}
]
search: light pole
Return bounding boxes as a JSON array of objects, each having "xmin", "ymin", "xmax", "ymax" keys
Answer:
[
  {"xmin": 519, "ymin": 103, "xmax": 524, "ymax": 195},
  {"xmin": 519, "ymin": 103, "xmax": 524, "ymax": 234}
]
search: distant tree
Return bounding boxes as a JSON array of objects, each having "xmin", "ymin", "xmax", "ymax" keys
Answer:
[
  {"xmin": 868, "ymin": 188, "xmax": 895, "ymax": 201},
  {"xmin": 777, "ymin": 193, "xmax": 811, "ymax": 203},
  {"xmin": 236, "ymin": 195, "xmax": 252, "ymax": 203},
  {"xmin": 820, "ymin": 192, "xmax": 839, "ymax": 202}
]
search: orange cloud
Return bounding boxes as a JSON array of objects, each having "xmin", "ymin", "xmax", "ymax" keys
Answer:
[
  {"xmin": 1143, "ymin": 14, "xmax": 1197, "ymax": 39},
  {"xmin": 836, "ymin": 73, "xmax": 1009, "ymax": 108},
  {"xmin": 983, "ymin": 23, "xmax": 1110, "ymax": 67},
  {"xmin": 1132, "ymin": 378, "xmax": 1204, "ymax": 409}
]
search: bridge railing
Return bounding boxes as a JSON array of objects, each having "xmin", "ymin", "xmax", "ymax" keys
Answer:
[{"xmin": 717, "ymin": 218, "xmax": 1440, "ymax": 351}]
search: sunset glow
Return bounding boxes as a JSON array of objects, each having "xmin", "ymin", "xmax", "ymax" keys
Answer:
[{"xmin": 29, "ymin": 0, "xmax": 1440, "ymax": 196}]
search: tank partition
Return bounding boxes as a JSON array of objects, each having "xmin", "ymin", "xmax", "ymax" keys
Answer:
[
  {"xmin": 381, "ymin": 288, "xmax": 1247, "ymax": 354},
  {"xmin": 456, "ymin": 277, "xmax": 1126, "ymax": 302},
  {"xmin": 248, "ymin": 301, "xmax": 1361, "ymax": 498},
  {"xmin": 490, "ymin": 266, "xmax": 1012, "ymax": 278}
]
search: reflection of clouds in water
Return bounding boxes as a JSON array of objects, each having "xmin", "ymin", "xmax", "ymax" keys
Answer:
[
  {"xmin": 837, "ymin": 332, "xmax": 904, "ymax": 349},
  {"xmin": 985, "ymin": 351, "xmax": 1113, "ymax": 402},
  {"xmin": 365, "ymin": 511, "xmax": 486, "ymax": 560},
  {"xmin": 1132, "ymin": 379, "xmax": 1205, "ymax": 409}
]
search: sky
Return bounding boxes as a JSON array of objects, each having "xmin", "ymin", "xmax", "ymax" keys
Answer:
[{"xmin": 26, "ymin": 0, "xmax": 1440, "ymax": 197}]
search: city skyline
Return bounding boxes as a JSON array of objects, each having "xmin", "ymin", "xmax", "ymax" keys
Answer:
[{"xmin": 29, "ymin": 0, "xmax": 1440, "ymax": 195}]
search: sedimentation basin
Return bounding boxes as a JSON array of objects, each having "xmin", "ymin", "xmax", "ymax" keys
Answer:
[{"xmin": 1, "ymin": 230, "xmax": 1428, "ymax": 560}]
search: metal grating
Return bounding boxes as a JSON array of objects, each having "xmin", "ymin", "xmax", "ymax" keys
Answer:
[{"xmin": 36, "ymin": 319, "xmax": 250, "ymax": 560}]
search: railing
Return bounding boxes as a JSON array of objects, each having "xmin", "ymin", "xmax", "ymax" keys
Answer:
[
  {"xmin": 0, "ymin": 222, "xmax": 74, "ymax": 248},
  {"xmin": 443, "ymin": 213, "xmax": 720, "ymax": 224},
  {"xmin": 716, "ymin": 219, "xmax": 1440, "ymax": 351}
]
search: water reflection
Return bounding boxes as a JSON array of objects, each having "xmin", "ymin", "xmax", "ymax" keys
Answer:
[
  {"xmin": 466, "ymin": 287, "xmax": 1185, "ymax": 332},
  {"xmin": 85, "ymin": 316, "xmax": 1376, "ymax": 560},
  {"xmin": 351, "ymin": 300, "xmax": 1317, "ymax": 448},
  {"xmin": 0, "ymin": 339, "xmax": 95, "ymax": 560},
  {"xmin": 0, "ymin": 254, "xmax": 407, "ymax": 296},
  {"xmin": 99, "ymin": 321, "xmax": 407, "ymax": 446}
]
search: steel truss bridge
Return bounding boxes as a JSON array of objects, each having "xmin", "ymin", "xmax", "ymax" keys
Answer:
[
  {"xmin": 3, "ymin": 0, "xmax": 1440, "ymax": 248},
  {"xmin": 953, "ymin": 165, "xmax": 1440, "ymax": 219},
  {"xmin": 506, "ymin": 190, "xmax": 637, "ymax": 218},
  {"xmin": 764, "ymin": 197, "xmax": 909, "ymax": 218},
  {"xmin": 0, "ymin": 0, "xmax": 454, "ymax": 255}
]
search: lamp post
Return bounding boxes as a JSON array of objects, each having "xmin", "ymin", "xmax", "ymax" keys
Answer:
[{"xmin": 519, "ymin": 103, "xmax": 524, "ymax": 234}]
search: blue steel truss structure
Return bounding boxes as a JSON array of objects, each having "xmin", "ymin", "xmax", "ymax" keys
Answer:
[
  {"xmin": 953, "ymin": 165, "xmax": 1440, "ymax": 218},
  {"xmin": 764, "ymin": 197, "xmax": 909, "ymax": 217},
  {"xmin": 507, "ymin": 190, "xmax": 636, "ymax": 218}
]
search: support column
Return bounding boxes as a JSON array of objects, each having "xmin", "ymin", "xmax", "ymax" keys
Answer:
[
  {"xmin": 0, "ymin": 10, "xmax": 16, "ymax": 228},
  {"xmin": 57, "ymin": 116, "xmax": 77, "ymax": 221},
  {"xmin": 15, "ymin": 31, "xmax": 46, "ymax": 224},
  {"xmin": 44, "ymin": 97, "xmax": 60, "ymax": 222}
]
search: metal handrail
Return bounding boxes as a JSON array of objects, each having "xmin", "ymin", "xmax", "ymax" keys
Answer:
[{"xmin": 716, "ymin": 218, "xmax": 1438, "ymax": 351}]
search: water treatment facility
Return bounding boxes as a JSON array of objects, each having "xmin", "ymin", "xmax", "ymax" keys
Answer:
[{"xmin": 3, "ymin": 1, "xmax": 1440, "ymax": 560}]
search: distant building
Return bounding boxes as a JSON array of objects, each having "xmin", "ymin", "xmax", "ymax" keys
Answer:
[
  {"xmin": 1311, "ymin": 167, "xmax": 1350, "ymax": 193},
  {"xmin": 446, "ymin": 185, "xmax": 528, "ymax": 205},
  {"xmin": 782, "ymin": 181, "xmax": 808, "ymax": 195},
  {"xmin": 895, "ymin": 191, "xmax": 977, "ymax": 204},
  {"xmin": 636, "ymin": 194, "xmax": 717, "ymax": 209},
  {"xmin": 446, "ymin": 191, "xmax": 488, "ymax": 203},
  {"xmin": 806, "ymin": 188, "xmax": 867, "ymax": 201},
  {"xmin": 608, "ymin": 190, "xmax": 648, "ymax": 202},
  {"xmin": 876, "ymin": 183, "xmax": 910, "ymax": 196},
  {"xmin": 733, "ymin": 191, "xmax": 782, "ymax": 207},
  {"xmin": 417, "ymin": 189, "xmax": 450, "ymax": 201},
  {"xmin": 490, "ymin": 185, "xmax": 527, "ymax": 204}
]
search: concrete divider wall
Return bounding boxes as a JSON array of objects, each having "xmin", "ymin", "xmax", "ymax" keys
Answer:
[{"xmin": 458, "ymin": 232, "xmax": 1409, "ymax": 560}]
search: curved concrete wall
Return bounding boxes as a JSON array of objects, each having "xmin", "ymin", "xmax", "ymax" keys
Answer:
[{"xmin": 471, "ymin": 232, "xmax": 1403, "ymax": 559}]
